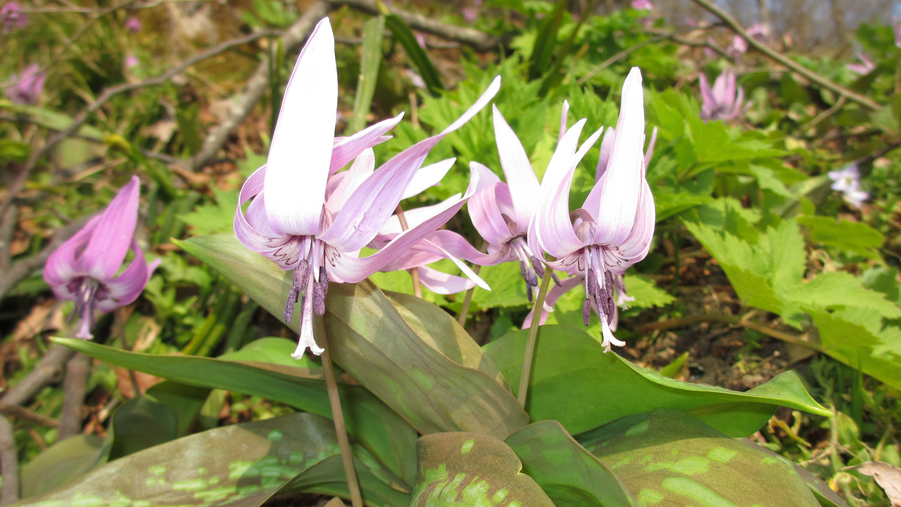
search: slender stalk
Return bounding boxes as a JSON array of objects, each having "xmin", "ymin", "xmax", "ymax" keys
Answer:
[
  {"xmin": 394, "ymin": 204, "xmax": 423, "ymax": 298},
  {"xmin": 517, "ymin": 266, "xmax": 554, "ymax": 408},
  {"xmin": 319, "ymin": 330, "xmax": 364, "ymax": 507},
  {"xmin": 457, "ymin": 239, "xmax": 486, "ymax": 327}
]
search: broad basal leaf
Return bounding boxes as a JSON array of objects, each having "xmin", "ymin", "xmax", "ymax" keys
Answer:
[
  {"xmin": 483, "ymin": 325, "xmax": 829, "ymax": 437},
  {"xmin": 410, "ymin": 432, "xmax": 554, "ymax": 506},
  {"xmin": 20, "ymin": 435, "xmax": 111, "ymax": 499},
  {"xmin": 505, "ymin": 421, "xmax": 638, "ymax": 507},
  {"xmin": 579, "ymin": 410, "xmax": 820, "ymax": 507},
  {"xmin": 12, "ymin": 413, "xmax": 409, "ymax": 507}
]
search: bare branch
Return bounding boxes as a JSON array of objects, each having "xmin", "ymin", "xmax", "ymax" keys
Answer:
[
  {"xmin": 689, "ymin": 0, "xmax": 881, "ymax": 111},
  {"xmin": 0, "ymin": 417, "xmax": 17, "ymax": 506},
  {"xmin": 330, "ymin": 0, "xmax": 507, "ymax": 52},
  {"xmin": 0, "ymin": 402, "xmax": 60, "ymax": 427}
]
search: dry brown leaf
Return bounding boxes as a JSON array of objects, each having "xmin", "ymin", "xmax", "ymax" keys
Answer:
[
  {"xmin": 852, "ymin": 461, "xmax": 901, "ymax": 506},
  {"xmin": 9, "ymin": 300, "xmax": 63, "ymax": 341},
  {"xmin": 113, "ymin": 367, "xmax": 164, "ymax": 399}
]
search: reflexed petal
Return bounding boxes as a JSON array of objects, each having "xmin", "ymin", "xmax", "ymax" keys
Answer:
[
  {"xmin": 469, "ymin": 175, "xmax": 515, "ymax": 248},
  {"xmin": 97, "ymin": 241, "xmax": 160, "ymax": 312},
  {"xmin": 470, "ymin": 160, "xmax": 502, "ymax": 192},
  {"xmin": 493, "ymin": 105, "xmax": 539, "ymax": 228},
  {"xmin": 723, "ymin": 71, "xmax": 736, "ymax": 109},
  {"xmin": 330, "ymin": 112, "xmax": 404, "ymax": 174},
  {"xmin": 417, "ymin": 266, "xmax": 475, "ymax": 294},
  {"xmin": 264, "ymin": 18, "xmax": 337, "ymax": 236},
  {"xmin": 43, "ymin": 216, "xmax": 101, "ymax": 299},
  {"xmin": 522, "ymin": 275, "xmax": 583, "ymax": 328},
  {"xmin": 558, "ymin": 100, "xmax": 569, "ymax": 142},
  {"xmin": 326, "ymin": 148, "xmax": 375, "ymax": 214},
  {"xmin": 581, "ymin": 126, "xmax": 613, "ymax": 216},
  {"xmin": 644, "ymin": 126, "xmax": 658, "ymax": 175},
  {"xmin": 234, "ymin": 171, "xmax": 304, "ymax": 269},
  {"xmin": 608, "ymin": 181, "xmax": 655, "ymax": 272},
  {"xmin": 402, "ymin": 157, "xmax": 456, "ymax": 199},
  {"xmin": 319, "ymin": 77, "xmax": 500, "ymax": 252},
  {"xmin": 80, "ymin": 176, "xmax": 140, "ymax": 281},
  {"xmin": 699, "ymin": 73, "xmax": 715, "ymax": 113},
  {"xmin": 592, "ymin": 67, "xmax": 645, "ymax": 246},
  {"xmin": 244, "ymin": 193, "xmax": 279, "ymax": 237}
]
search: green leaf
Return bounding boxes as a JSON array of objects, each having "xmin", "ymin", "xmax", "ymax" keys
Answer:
[
  {"xmin": 385, "ymin": 291, "xmax": 511, "ymax": 390},
  {"xmin": 180, "ymin": 188, "xmax": 239, "ymax": 236},
  {"xmin": 52, "ymin": 336, "xmax": 417, "ymax": 487},
  {"xmin": 145, "ymin": 382, "xmax": 211, "ymax": 437},
  {"xmin": 528, "ymin": 0, "xmax": 566, "ymax": 81},
  {"xmin": 384, "ymin": 15, "xmax": 443, "ymax": 95},
  {"xmin": 20, "ymin": 435, "xmax": 111, "ymax": 498},
  {"xmin": 798, "ymin": 215, "xmax": 884, "ymax": 259},
  {"xmin": 792, "ymin": 271, "xmax": 901, "ymax": 320},
  {"xmin": 409, "ymin": 432, "xmax": 555, "ymax": 506},
  {"xmin": 1, "ymin": 102, "xmax": 105, "ymax": 140},
  {"xmin": 622, "ymin": 275, "xmax": 675, "ymax": 309},
  {"xmin": 505, "ymin": 421, "xmax": 639, "ymax": 507},
  {"xmin": 579, "ymin": 410, "xmax": 820, "ymax": 507},
  {"xmin": 325, "ymin": 281, "xmax": 529, "ymax": 439},
  {"xmin": 108, "ymin": 396, "xmax": 179, "ymax": 460},
  {"xmin": 482, "ymin": 325, "xmax": 830, "ymax": 437},
  {"xmin": 348, "ymin": 15, "xmax": 385, "ymax": 134},
  {"xmin": 14, "ymin": 413, "xmax": 409, "ymax": 507},
  {"xmin": 178, "ymin": 234, "xmax": 527, "ymax": 440}
]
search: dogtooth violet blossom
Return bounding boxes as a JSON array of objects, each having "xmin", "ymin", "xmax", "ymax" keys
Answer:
[
  {"xmin": 528, "ymin": 67, "xmax": 655, "ymax": 352},
  {"xmin": 828, "ymin": 163, "xmax": 868, "ymax": 209},
  {"xmin": 699, "ymin": 70, "xmax": 746, "ymax": 122},
  {"xmin": 234, "ymin": 18, "xmax": 500, "ymax": 358},
  {"xmin": 846, "ymin": 53, "xmax": 875, "ymax": 75},
  {"xmin": 43, "ymin": 176, "xmax": 160, "ymax": 339},
  {"xmin": 893, "ymin": 16, "xmax": 901, "ymax": 49},
  {"xmin": 7, "ymin": 64, "xmax": 46, "ymax": 105}
]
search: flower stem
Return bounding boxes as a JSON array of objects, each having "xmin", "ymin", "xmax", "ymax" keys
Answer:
[
  {"xmin": 394, "ymin": 204, "xmax": 422, "ymax": 298},
  {"xmin": 457, "ymin": 239, "xmax": 485, "ymax": 327},
  {"xmin": 319, "ymin": 329, "xmax": 364, "ymax": 507},
  {"xmin": 517, "ymin": 265, "xmax": 554, "ymax": 408}
]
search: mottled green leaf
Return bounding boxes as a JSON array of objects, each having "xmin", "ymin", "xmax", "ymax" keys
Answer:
[
  {"xmin": 505, "ymin": 421, "xmax": 638, "ymax": 507},
  {"xmin": 12, "ymin": 413, "xmax": 409, "ymax": 507},
  {"xmin": 20, "ymin": 435, "xmax": 110, "ymax": 498},
  {"xmin": 579, "ymin": 410, "xmax": 820, "ymax": 507},
  {"xmin": 52, "ymin": 336, "xmax": 416, "ymax": 487},
  {"xmin": 325, "ymin": 281, "xmax": 529, "ymax": 439},
  {"xmin": 145, "ymin": 382, "xmax": 211, "ymax": 437},
  {"xmin": 482, "ymin": 325, "xmax": 829, "ymax": 437},
  {"xmin": 109, "ymin": 396, "xmax": 179, "ymax": 460},
  {"xmin": 410, "ymin": 432, "xmax": 554, "ymax": 506}
]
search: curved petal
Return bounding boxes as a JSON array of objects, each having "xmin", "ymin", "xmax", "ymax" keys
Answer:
[
  {"xmin": 319, "ymin": 77, "xmax": 501, "ymax": 252},
  {"xmin": 581, "ymin": 126, "xmax": 613, "ymax": 217},
  {"xmin": 80, "ymin": 176, "xmax": 140, "ymax": 281},
  {"xmin": 493, "ymin": 105, "xmax": 539, "ymax": 229},
  {"xmin": 530, "ymin": 120, "xmax": 603, "ymax": 259},
  {"xmin": 468, "ymin": 180, "xmax": 515, "ymax": 249},
  {"xmin": 417, "ymin": 266, "xmax": 475, "ymax": 294},
  {"xmin": 43, "ymin": 216, "xmax": 102, "ymax": 299},
  {"xmin": 330, "ymin": 112, "xmax": 404, "ymax": 174},
  {"xmin": 402, "ymin": 157, "xmax": 456, "ymax": 200},
  {"xmin": 264, "ymin": 17, "xmax": 337, "ymax": 236},
  {"xmin": 699, "ymin": 73, "xmax": 715, "ymax": 116},
  {"xmin": 326, "ymin": 148, "xmax": 375, "ymax": 214},
  {"xmin": 558, "ymin": 100, "xmax": 569, "ymax": 143},
  {"xmin": 96, "ymin": 240, "xmax": 160, "ymax": 312},
  {"xmin": 522, "ymin": 274, "xmax": 583, "ymax": 328},
  {"xmin": 644, "ymin": 126, "xmax": 657, "ymax": 176},
  {"xmin": 592, "ymin": 67, "xmax": 645, "ymax": 246},
  {"xmin": 234, "ymin": 169, "xmax": 303, "ymax": 270}
]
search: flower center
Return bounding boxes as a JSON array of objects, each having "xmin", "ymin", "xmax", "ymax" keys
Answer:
[
  {"xmin": 283, "ymin": 237, "xmax": 329, "ymax": 325},
  {"xmin": 65, "ymin": 277, "xmax": 109, "ymax": 339},
  {"xmin": 582, "ymin": 245, "xmax": 616, "ymax": 327}
]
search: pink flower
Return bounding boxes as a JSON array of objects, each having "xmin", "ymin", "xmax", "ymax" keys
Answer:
[
  {"xmin": 632, "ymin": 0, "xmax": 653, "ymax": 10},
  {"xmin": 699, "ymin": 70, "xmax": 747, "ymax": 122},
  {"xmin": 727, "ymin": 35, "xmax": 747, "ymax": 58},
  {"xmin": 7, "ymin": 64, "xmax": 46, "ymax": 105},
  {"xmin": 1, "ymin": 2, "xmax": 26, "ymax": 33},
  {"xmin": 462, "ymin": 7, "xmax": 477, "ymax": 23},
  {"xmin": 893, "ymin": 16, "xmax": 901, "ymax": 49},
  {"xmin": 846, "ymin": 53, "xmax": 875, "ymax": 75},
  {"xmin": 44, "ymin": 177, "xmax": 160, "ymax": 339},
  {"xmin": 124, "ymin": 16, "xmax": 141, "ymax": 33},
  {"xmin": 828, "ymin": 164, "xmax": 868, "ymax": 209},
  {"xmin": 124, "ymin": 54, "xmax": 140, "ymax": 69},
  {"xmin": 528, "ymin": 68, "xmax": 655, "ymax": 351},
  {"xmin": 234, "ymin": 18, "xmax": 500, "ymax": 358}
]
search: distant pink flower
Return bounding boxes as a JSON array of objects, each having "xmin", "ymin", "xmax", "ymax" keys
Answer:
[
  {"xmin": 462, "ymin": 7, "xmax": 477, "ymax": 23},
  {"xmin": 414, "ymin": 31, "xmax": 426, "ymax": 48},
  {"xmin": 44, "ymin": 177, "xmax": 160, "ymax": 339},
  {"xmin": 893, "ymin": 16, "xmax": 901, "ymax": 48},
  {"xmin": 124, "ymin": 54, "xmax": 140, "ymax": 69},
  {"xmin": 699, "ymin": 71, "xmax": 747, "ymax": 122},
  {"xmin": 7, "ymin": 64, "xmax": 46, "ymax": 105},
  {"xmin": 727, "ymin": 35, "xmax": 747, "ymax": 58},
  {"xmin": 828, "ymin": 164, "xmax": 868, "ymax": 209},
  {"xmin": 632, "ymin": 0, "xmax": 653, "ymax": 9},
  {"xmin": 124, "ymin": 16, "xmax": 141, "ymax": 33},
  {"xmin": 1, "ymin": 2, "xmax": 26, "ymax": 32},
  {"xmin": 846, "ymin": 53, "xmax": 875, "ymax": 75},
  {"xmin": 747, "ymin": 23, "xmax": 771, "ymax": 41}
]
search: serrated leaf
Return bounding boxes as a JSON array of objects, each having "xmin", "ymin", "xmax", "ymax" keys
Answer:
[
  {"xmin": 622, "ymin": 275, "xmax": 675, "ymax": 309},
  {"xmin": 180, "ymin": 188, "xmax": 239, "ymax": 236},
  {"xmin": 409, "ymin": 432, "xmax": 555, "ymax": 506},
  {"xmin": 482, "ymin": 325, "xmax": 829, "ymax": 438},
  {"xmin": 798, "ymin": 215, "xmax": 884, "ymax": 259},
  {"xmin": 579, "ymin": 410, "xmax": 820, "ymax": 507},
  {"xmin": 793, "ymin": 271, "xmax": 901, "ymax": 319}
]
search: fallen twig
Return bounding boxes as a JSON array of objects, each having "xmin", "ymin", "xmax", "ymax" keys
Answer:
[
  {"xmin": 0, "ymin": 402, "xmax": 60, "ymax": 427},
  {"xmin": 689, "ymin": 0, "xmax": 881, "ymax": 111},
  {"xmin": 1, "ymin": 345, "xmax": 77, "ymax": 408},
  {"xmin": 0, "ymin": 417, "xmax": 17, "ymax": 506},
  {"xmin": 638, "ymin": 312, "xmax": 822, "ymax": 352},
  {"xmin": 192, "ymin": 2, "xmax": 329, "ymax": 169},
  {"xmin": 58, "ymin": 353, "xmax": 90, "ymax": 440}
]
